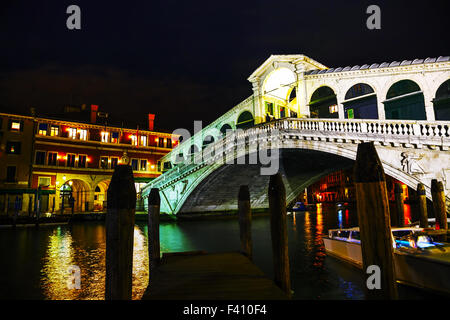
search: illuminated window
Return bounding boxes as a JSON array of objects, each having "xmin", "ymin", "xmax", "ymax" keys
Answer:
[
  {"xmin": 6, "ymin": 141, "xmax": 21, "ymax": 154},
  {"xmin": 166, "ymin": 139, "xmax": 172, "ymax": 148},
  {"xmin": 48, "ymin": 152, "xmax": 58, "ymax": 166},
  {"xmin": 130, "ymin": 135, "xmax": 138, "ymax": 146},
  {"xmin": 329, "ymin": 104, "xmax": 338, "ymax": 113},
  {"xmin": 50, "ymin": 126, "xmax": 59, "ymax": 136},
  {"xmin": 101, "ymin": 131, "xmax": 109, "ymax": 143},
  {"xmin": 78, "ymin": 155, "xmax": 87, "ymax": 168},
  {"xmin": 111, "ymin": 157, "xmax": 119, "ymax": 169},
  {"xmin": 100, "ymin": 157, "xmax": 109, "ymax": 169},
  {"xmin": 10, "ymin": 121, "xmax": 21, "ymax": 131},
  {"xmin": 35, "ymin": 151, "xmax": 46, "ymax": 165},
  {"xmin": 77, "ymin": 129, "xmax": 87, "ymax": 140},
  {"xmin": 140, "ymin": 159, "xmax": 147, "ymax": 171},
  {"xmin": 140, "ymin": 135, "xmax": 147, "ymax": 146},
  {"xmin": 38, "ymin": 123, "xmax": 48, "ymax": 135},
  {"xmin": 158, "ymin": 137, "xmax": 164, "ymax": 148},
  {"xmin": 68, "ymin": 128, "xmax": 77, "ymax": 139},
  {"xmin": 67, "ymin": 154, "xmax": 76, "ymax": 167},
  {"xmin": 111, "ymin": 132, "xmax": 119, "ymax": 143},
  {"xmin": 38, "ymin": 176, "xmax": 51, "ymax": 187}
]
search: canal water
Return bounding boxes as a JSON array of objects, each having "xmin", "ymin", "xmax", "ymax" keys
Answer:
[{"xmin": 0, "ymin": 204, "xmax": 438, "ymax": 300}]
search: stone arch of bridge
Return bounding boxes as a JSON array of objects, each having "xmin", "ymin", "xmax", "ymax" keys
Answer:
[{"xmin": 161, "ymin": 142, "xmax": 435, "ymax": 215}]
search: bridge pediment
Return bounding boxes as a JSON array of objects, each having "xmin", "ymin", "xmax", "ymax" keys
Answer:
[{"xmin": 247, "ymin": 54, "xmax": 328, "ymax": 83}]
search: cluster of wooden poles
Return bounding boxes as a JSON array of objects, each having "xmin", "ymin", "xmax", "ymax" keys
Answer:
[{"xmin": 103, "ymin": 142, "xmax": 448, "ymax": 300}]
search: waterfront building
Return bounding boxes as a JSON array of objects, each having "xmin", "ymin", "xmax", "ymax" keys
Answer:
[{"xmin": 0, "ymin": 105, "xmax": 176, "ymax": 215}]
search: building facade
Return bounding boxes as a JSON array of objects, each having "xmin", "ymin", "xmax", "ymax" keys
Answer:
[{"xmin": 0, "ymin": 106, "xmax": 176, "ymax": 215}]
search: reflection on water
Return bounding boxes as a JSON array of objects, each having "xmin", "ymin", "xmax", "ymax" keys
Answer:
[
  {"xmin": 40, "ymin": 225, "xmax": 149, "ymax": 300},
  {"xmin": 0, "ymin": 203, "xmax": 430, "ymax": 300}
]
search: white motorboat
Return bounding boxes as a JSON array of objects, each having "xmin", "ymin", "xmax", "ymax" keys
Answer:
[{"xmin": 323, "ymin": 227, "xmax": 450, "ymax": 295}]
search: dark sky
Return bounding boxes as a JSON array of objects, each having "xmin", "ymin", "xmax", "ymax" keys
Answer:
[{"xmin": 0, "ymin": 0, "xmax": 448, "ymax": 132}]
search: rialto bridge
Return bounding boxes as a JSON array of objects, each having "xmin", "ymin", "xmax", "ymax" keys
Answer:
[{"xmin": 142, "ymin": 54, "xmax": 450, "ymax": 215}]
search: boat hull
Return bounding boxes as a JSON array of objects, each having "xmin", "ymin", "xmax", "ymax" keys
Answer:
[{"xmin": 324, "ymin": 237, "xmax": 450, "ymax": 295}]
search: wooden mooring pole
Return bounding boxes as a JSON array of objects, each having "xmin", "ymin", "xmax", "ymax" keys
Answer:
[
  {"xmin": 417, "ymin": 183, "xmax": 428, "ymax": 228},
  {"xmin": 394, "ymin": 184, "xmax": 405, "ymax": 227},
  {"xmin": 238, "ymin": 185, "xmax": 252, "ymax": 260},
  {"xmin": 431, "ymin": 179, "xmax": 447, "ymax": 232},
  {"xmin": 354, "ymin": 142, "xmax": 398, "ymax": 300},
  {"xmin": 268, "ymin": 173, "xmax": 291, "ymax": 298},
  {"xmin": 148, "ymin": 188, "xmax": 161, "ymax": 277},
  {"xmin": 105, "ymin": 165, "xmax": 136, "ymax": 300}
]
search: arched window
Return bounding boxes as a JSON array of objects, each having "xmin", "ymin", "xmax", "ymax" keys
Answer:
[
  {"xmin": 343, "ymin": 83, "xmax": 377, "ymax": 119},
  {"xmin": 236, "ymin": 111, "xmax": 254, "ymax": 130},
  {"xmin": 433, "ymin": 79, "xmax": 450, "ymax": 120},
  {"xmin": 309, "ymin": 86, "xmax": 338, "ymax": 119},
  {"xmin": 385, "ymin": 80, "xmax": 426, "ymax": 120}
]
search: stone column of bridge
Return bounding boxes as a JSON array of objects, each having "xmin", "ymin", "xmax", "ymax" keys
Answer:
[
  {"xmin": 295, "ymin": 64, "xmax": 310, "ymax": 118},
  {"xmin": 251, "ymin": 78, "xmax": 264, "ymax": 124}
]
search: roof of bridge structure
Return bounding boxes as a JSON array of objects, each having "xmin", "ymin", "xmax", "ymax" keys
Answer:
[
  {"xmin": 304, "ymin": 56, "xmax": 450, "ymax": 75},
  {"xmin": 247, "ymin": 54, "xmax": 328, "ymax": 82}
]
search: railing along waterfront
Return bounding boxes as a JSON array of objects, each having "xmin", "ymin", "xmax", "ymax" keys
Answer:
[{"xmin": 143, "ymin": 118, "xmax": 450, "ymax": 192}]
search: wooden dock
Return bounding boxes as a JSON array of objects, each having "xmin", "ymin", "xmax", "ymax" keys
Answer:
[{"xmin": 141, "ymin": 251, "xmax": 289, "ymax": 300}]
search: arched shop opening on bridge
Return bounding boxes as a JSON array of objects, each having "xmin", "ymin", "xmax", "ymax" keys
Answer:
[
  {"xmin": 220, "ymin": 123, "xmax": 232, "ymax": 136},
  {"xmin": 309, "ymin": 86, "xmax": 338, "ymax": 118},
  {"xmin": 433, "ymin": 79, "xmax": 450, "ymax": 120},
  {"xmin": 384, "ymin": 80, "xmax": 426, "ymax": 120},
  {"xmin": 236, "ymin": 111, "xmax": 255, "ymax": 130},
  {"xmin": 202, "ymin": 135, "xmax": 215, "ymax": 148},
  {"xmin": 343, "ymin": 83, "xmax": 378, "ymax": 119},
  {"xmin": 262, "ymin": 68, "xmax": 298, "ymax": 120}
]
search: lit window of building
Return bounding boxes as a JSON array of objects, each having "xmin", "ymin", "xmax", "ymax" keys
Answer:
[
  {"xmin": 78, "ymin": 155, "xmax": 87, "ymax": 168},
  {"xmin": 68, "ymin": 128, "xmax": 77, "ymax": 139},
  {"xmin": 38, "ymin": 123, "xmax": 48, "ymax": 135},
  {"xmin": 158, "ymin": 137, "xmax": 164, "ymax": 148},
  {"xmin": 38, "ymin": 176, "xmax": 51, "ymax": 187},
  {"xmin": 130, "ymin": 135, "xmax": 138, "ymax": 146},
  {"xmin": 77, "ymin": 129, "xmax": 87, "ymax": 140},
  {"xmin": 48, "ymin": 152, "xmax": 58, "ymax": 166},
  {"xmin": 6, "ymin": 141, "xmax": 21, "ymax": 154},
  {"xmin": 166, "ymin": 139, "xmax": 172, "ymax": 148},
  {"xmin": 101, "ymin": 131, "xmax": 109, "ymax": 143},
  {"xmin": 111, "ymin": 132, "xmax": 119, "ymax": 143},
  {"xmin": 140, "ymin": 159, "xmax": 147, "ymax": 171},
  {"xmin": 10, "ymin": 121, "xmax": 21, "ymax": 131},
  {"xmin": 50, "ymin": 126, "xmax": 59, "ymax": 136},
  {"xmin": 140, "ymin": 135, "xmax": 147, "ymax": 146},
  {"xmin": 100, "ymin": 157, "xmax": 109, "ymax": 169}
]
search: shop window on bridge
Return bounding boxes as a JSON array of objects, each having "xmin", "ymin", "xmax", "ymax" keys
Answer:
[
  {"xmin": 279, "ymin": 107, "xmax": 287, "ymax": 118},
  {"xmin": 203, "ymin": 135, "xmax": 215, "ymax": 148},
  {"xmin": 236, "ymin": 111, "xmax": 255, "ymax": 130},
  {"xmin": 384, "ymin": 80, "xmax": 426, "ymax": 120},
  {"xmin": 344, "ymin": 83, "xmax": 378, "ymax": 119},
  {"xmin": 433, "ymin": 79, "xmax": 450, "ymax": 120},
  {"xmin": 265, "ymin": 102, "xmax": 274, "ymax": 117},
  {"xmin": 220, "ymin": 124, "xmax": 232, "ymax": 136},
  {"xmin": 309, "ymin": 86, "xmax": 338, "ymax": 119}
]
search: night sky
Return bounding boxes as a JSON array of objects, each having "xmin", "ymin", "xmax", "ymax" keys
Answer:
[{"xmin": 0, "ymin": 0, "xmax": 448, "ymax": 133}]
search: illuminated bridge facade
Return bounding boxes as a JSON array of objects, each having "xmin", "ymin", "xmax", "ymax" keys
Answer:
[{"xmin": 142, "ymin": 54, "xmax": 450, "ymax": 215}]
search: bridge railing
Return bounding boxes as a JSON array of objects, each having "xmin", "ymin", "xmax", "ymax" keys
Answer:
[{"xmin": 144, "ymin": 117, "xmax": 450, "ymax": 192}]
